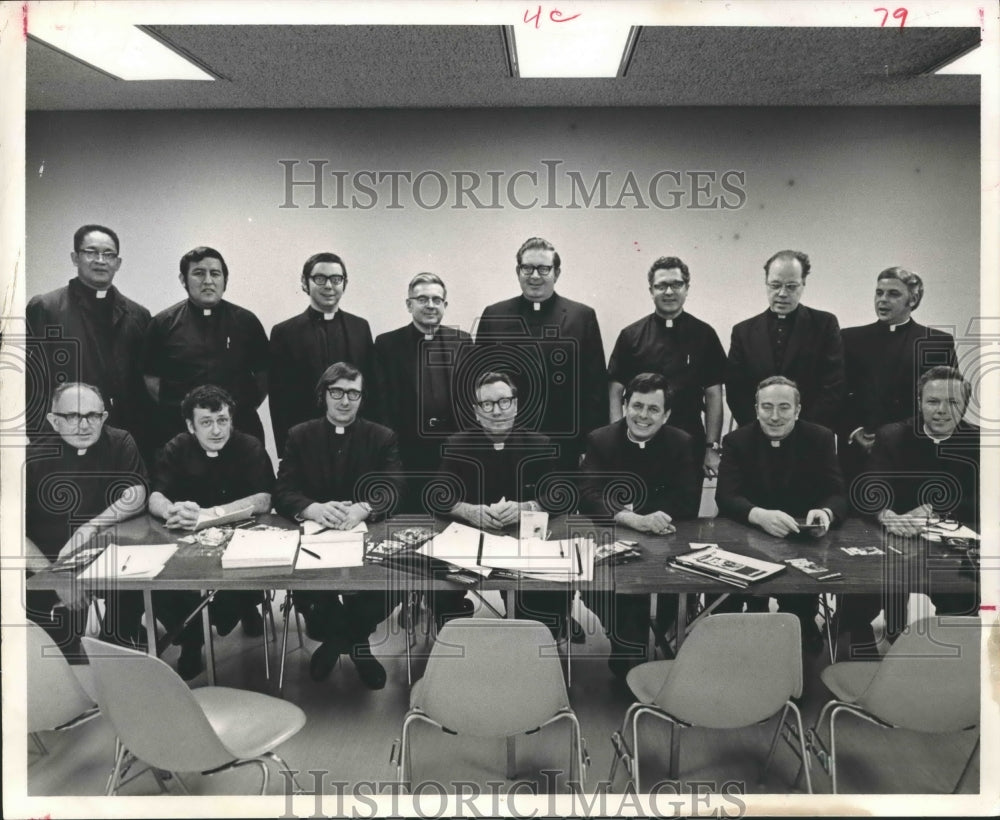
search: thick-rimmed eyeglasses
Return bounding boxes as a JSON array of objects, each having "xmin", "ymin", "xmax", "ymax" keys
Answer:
[
  {"xmin": 52, "ymin": 411, "xmax": 105, "ymax": 425},
  {"xmin": 408, "ymin": 296, "xmax": 445, "ymax": 307},
  {"xmin": 79, "ymin": 249, "xmax": 118, "ymax": 262},
  {"xmin": 517, "ymin": 264, "xmax": 555, "ymax": 277},
  {"xmin": 767, "ymin": 282, "xmax": 802, "ymax": 293},
  {"xmin": 651, "ymin": 281, "xmax": 687, "ymax": 293},
  {"xmin": 310, "ymin": 274, "xmax": 346, "ymax": 287},
  {"xmin": 476, "ymin": 397, "xmax": 514, "ymax": 412},
  {"xmin": 327, "ymin": 387, "xmax": 362, "ymax": 401}
]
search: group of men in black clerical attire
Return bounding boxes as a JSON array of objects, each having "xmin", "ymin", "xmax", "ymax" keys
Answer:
[{"xmin": 24, "ymin": 224, "xmax": 979, "ymax": 688}]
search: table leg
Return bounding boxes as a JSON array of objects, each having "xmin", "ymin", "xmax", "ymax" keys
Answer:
[
  {"xmin": 143, "ymin": 589, "xmax": 156, "ymax": 657},
  {"xmin": 202, "ymin": 590, "xmax": 216, "ymax": 685},
  {"xmin": 675, "ymin": 594, "xmax": 689, "ymax": 651},
  {"xmin": 506, "ymin": 589, "xmax": 517, "ymax": 619}
]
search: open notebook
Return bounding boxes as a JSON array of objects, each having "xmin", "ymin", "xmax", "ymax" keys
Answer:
[
  {"xmin": 79, "ymin": 543, "xmax": 179, "ymax": 580},
  {"xmin": 221, "ymin": 528, "xmax": 299, "ymax": 569}
]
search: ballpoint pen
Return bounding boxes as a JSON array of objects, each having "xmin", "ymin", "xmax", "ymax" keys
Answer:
[{"xmin": 120, "ymin": 554, "xmax": 131, "ymax": 573}]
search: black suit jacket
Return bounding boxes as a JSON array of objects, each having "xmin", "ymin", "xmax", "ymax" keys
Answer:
[
  {"xmin": 273, "ymin": 417, "xmax": 403, "ymax": 521},
  {"xmin": 716, "ymin": 420, "xmax": 848, "ymax": 526},
  {"xmin": 725, "ymin": 304, "xmax": 845, "ymax": 429},
  {"xmin": 475, "ymin": 293, "xmax": 607, "ymax": 458},
  {"xmin": 268, "ymin": 308, "xmax": 374, "ymax": 456},
  {"xmin": 580, "ymin": 420, "xmax": 700, "ymax": 520},
  {"xmin": 372, "ymin": 323, "xmax": 472, "ymax": 471},
  {"xmin": 840, "ymin": 320, "xmax": 956, "ymax": 438},
  {"xmin": 861, "ymin": 418, "xmax": 979, "ymax": 528}
]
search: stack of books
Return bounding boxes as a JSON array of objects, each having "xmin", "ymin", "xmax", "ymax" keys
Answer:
[{"xmin": 221, "ymin": 528, "xmax": 299, "ymax": 569}]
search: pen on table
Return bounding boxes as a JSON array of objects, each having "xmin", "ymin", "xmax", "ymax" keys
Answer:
[
  {"xmin": 120, "ymin": 554, "xmax": 131, "ymax": 573},
  {"xmin": 558, "ymin": 541, "xmax": 564, "ymax": 558},
  {"xmin": 887, "ymin": 544, "xmax": 903, "ymax": 555},
  {"xmin": 818, "ymin": 572, "xmax": 842, "ymax": 581},
  {"xmin": 301, "ymin": 546, "xmax": 321, "ymax": 560}
]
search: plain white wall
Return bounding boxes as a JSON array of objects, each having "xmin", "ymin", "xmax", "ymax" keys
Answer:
[{"xmin": 26, "ymin": 106, "xmax": 980, "ymax": 463}]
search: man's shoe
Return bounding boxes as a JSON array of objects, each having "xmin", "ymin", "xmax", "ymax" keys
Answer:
[
  {"xmin": 241, "ymin": 609, "xmax": 265, "ymax": 638},
  {"xmin": 211, "ymin": 607, "xmax": 240, "ymax": 637},
  {"xmin": 177, "ymin": 642, "xmax": 203, "ymax": 681},
  {"xmin": 350, "ymin": 643, "xmax": 387, "ymax": 690},
  {"xmin": 309, "ymin": 641, "xmax": 341, "ymax": 682}
]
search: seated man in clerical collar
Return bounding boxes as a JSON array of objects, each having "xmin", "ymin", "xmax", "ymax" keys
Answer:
[{"xmin": 148, "ymin": 384, "xmax": 271, "ymax": 680}]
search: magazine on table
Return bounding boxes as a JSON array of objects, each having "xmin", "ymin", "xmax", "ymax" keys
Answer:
[{"xmin": 669, "ymin": 544, "xmax": 785, "ymax": 586}]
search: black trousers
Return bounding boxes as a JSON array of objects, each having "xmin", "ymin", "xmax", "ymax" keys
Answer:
[
  {"xmin": 153, "ymin": 589, "xmax": 262, "ymax": 646},
  {"xmin": 295, "ymin": 590, "xmax": 403, "ymax": 651},
  {"xmin": 582, "ymin": 591, "xmax": 652, "ymax": 663}
]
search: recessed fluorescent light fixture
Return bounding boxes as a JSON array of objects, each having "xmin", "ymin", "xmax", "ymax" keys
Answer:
[
  {"xmin": 931, "ymin": 43, "xmax": 981, "ymax": 75},
  {"xmin": 29, "ymin": 21, "xmax": 214, "ymax": 81},
  {"xmin": 508, "ymin": 24, "xmax": 639, "ymax": 78}
]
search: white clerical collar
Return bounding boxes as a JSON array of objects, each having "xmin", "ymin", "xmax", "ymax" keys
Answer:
[
  {"xmin": 412, "ymin": 321, "xmax": 438, "ymax": 339},
  {"xmin": 205, "ymin": 449, "xmax": 219, "ymax": 458},
  {"xmin": 335, "ymin": 425, "xmax": 346, "ymax": 435},
  {"xmin": 625, "ymin": 430, "xmax": 649, "ymax": 449},
  {"xmin": 76, "ymin": 448, "xmax": 88, "ymax": 456},
  {"xmin": 888, "ymin": 318, "xmax": 912, "ymax": 332},
  {"xmin": 323, "ymin": 310, "xmax": 336, "ymax": 321},
  {"xmin": 493, "ymin": 441, "xmax": 505, "ymax": 451},
  {"xmin": 95, "ymin": 289, "xmax": 108, "ymax": 299},
  {"xmin": 770, "ymin": 439, "xmax": 782, "ymax": 447},
  {"xmin": 923, "ymin": 424, "xmax": 952, "ymax": 444},
  {"xmin": 532, "ymin": 301, "xmax": 541, "ymax": 311},
  {"xmin": 202, "ymin": 308, "xmax": 212, "ymax": 317}
]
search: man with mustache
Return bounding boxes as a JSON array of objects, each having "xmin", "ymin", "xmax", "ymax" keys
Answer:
[{"xmin": 143, "ymin": 246, "xmax": 269, "ymax": 449}]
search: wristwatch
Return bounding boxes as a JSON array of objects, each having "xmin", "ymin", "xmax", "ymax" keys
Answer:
[
  {"xmin": 213, "ymin": 506, "xmax": 225, "ymax": 517},
  {"xmin": 706, "ymin": 442, "xmax": 721, "ymax": 452},
  {"xmin": 358, "ymin": 501, "xmax": 373, "ymax": 516}
]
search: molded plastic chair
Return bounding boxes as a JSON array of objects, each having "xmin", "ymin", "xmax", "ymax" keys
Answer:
[
  {"xmin": 609, "ymin": 612, "xmax": 811, "ymax": 792},
  {"xmin": 81, "ymin": 637, "xmax": 306, "ymax": 795},
  {"xmin": 810, "ymin": 615, "xmax": 980, "ymax": 793},
  {"xmin": 26, "ymin": 620, "xmax": 99, "ymax": 755},
  {"xmin": 394, "ymin": 619, "xmax": 588, "ymax": 790}
]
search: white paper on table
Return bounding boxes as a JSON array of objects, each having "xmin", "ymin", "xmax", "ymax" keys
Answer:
[
  {"xmin": 923, "ymin": 524, "xmax": 980, "ymax": 541},
  {"xmin": 514, "ymin": 537, "xmax": 596, "ymax": 583},
  {"xmin": 79, "ymin": 544, "xmax": 179, "ymax": 580},
  {"xmin": 296, "ymin": 534, "xmax": 365, "ymax": 569},
  {"xmin": 416, "ymin": 522, "xmax": 494, "ymax": 576},
  {"xmin": 480, "ymin": 535, "xmax": 577, "ymax": 574},
  {"xmin": 222, "ymin": 528, "xmax": 300, "ymax": 568},
  {"xmin": 301, "ymin": 520, "xmax": 368, "ymax": 536}
]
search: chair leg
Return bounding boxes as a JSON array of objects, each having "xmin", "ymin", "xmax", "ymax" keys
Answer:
[
  {"xmin": 150, "ymin": 767, "xmax": 170, "ymax": 793},
  {"xmin": 264, "ymin": 751, "xmax": 304, "ymax": 793},
  {"xmin": 506, "ymin": 736, "xmax": 517, "ymax": 779},
  {"xmin": 952, "ymin": 735, "xmax": 979, "ymax": 793},
  {"xmin": 787, "ymin": 700, "xmax": 812, "ymax": 794},
  {"xmin": 821, "ymin": 594, "xmax": 838, "ymax": 664},
  {"xmin": 106, "ymin": 737, "xmax": 127, "ymax": 796},
  {"xmin": 667, "ymin": 722, "xmax": 681, "ymax": 781},
  {"xmin": 278, "ymin": 591, "xmax": 293, "ymax": 696},
  {"xmin": 761, "ymin": 703, "xmax": 788, "ymax": 781},
  {"xmin": 262, "ymin": 595, "xmax": 272, "ymax": 682}
]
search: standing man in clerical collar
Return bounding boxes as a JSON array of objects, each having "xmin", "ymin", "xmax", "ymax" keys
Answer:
[
  {"xmin": 269, "ymin": 252, "xmax": 374, "ymax": 457},
  {"xmin": 148, "ymin": 384, "xmax": 272, "ymax": 680},
  {"xmin": 716, "ymin": 375, "xmax": 848, "ymax": 654},
  {"xmin": 26, "ymin": 224, "xmax": 153, "ymax": 454},
  {"xmin": 725, "ymin": 249, "xmax": 845, "ymax": 432},
  {"xmin": 838, "ymin": 267, "xmax": 956, "ymax": 482},
  {"xmin": 274, "ymin": 362, "xmax": 404, "ymax": 689},
  {"xmin": 143, "ymin": 246, "xmax": 269, "ymax": 451},
  {"xmin": 607, "ymin": 256, "xmax": 727, "ymax": 489},
  {"xmin": 475, "ymin": 237, "xmax": 608, "ymax": 471},
  {"xmin": 25, "ymin": 382, "xmax": 148, "ymax": 659},
  {"xmin": 372, "ymin": 272, "xmax": 470, "ymax": 513}
]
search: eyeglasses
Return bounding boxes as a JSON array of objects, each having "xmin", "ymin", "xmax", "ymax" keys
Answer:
[
  {"xmin": 517, "ymin": 264, "xmax": 555, "ymax": 277},
  {"xmin": 766, "ymin": 282, "xmax": 802, "ymax": 294},
  {"xmin": 310, "ymin": 274, "xmax": 346, "ymax": 287},
  {"xmin": 408, "ymin": 296, "xmax": 445, "ymax": 307},
  {"xmin": 52, "ymin": 411, "xmax": 105, "ymax": 425},
  {"xmin": 326, "ymin": 387, "xmax": 362, "ymax": 401},
  {"xmin": 476, "ymin": 397, "xmax": 514, "ymax": 412},
  {"xmin": 651, "ymin": 281, "xmax": 687, "ymax": 293},
  {"xmin": 79, "ymin": 249, "xmax": 118, "ymax": 262}
]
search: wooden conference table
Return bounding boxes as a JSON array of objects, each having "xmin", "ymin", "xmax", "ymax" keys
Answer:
[{"xmin": 28, "ymin": 512, "xmax": 976, "ymax": 683}]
